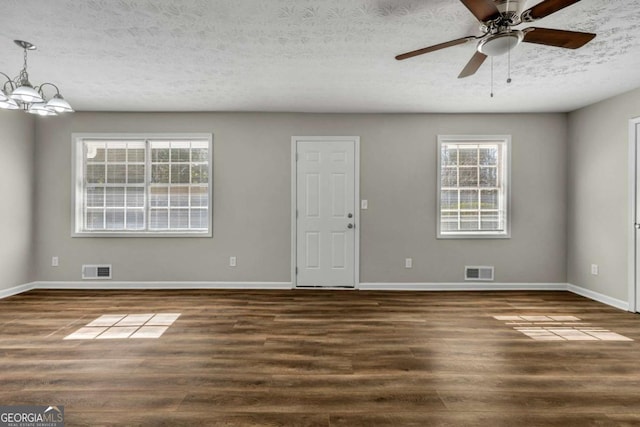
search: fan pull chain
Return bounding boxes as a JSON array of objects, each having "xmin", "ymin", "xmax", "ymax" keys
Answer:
[
  {"xmin": 507, "ymin": 40, "xmax": 512, "ymax": 84},
  {"xmin": 490, "ymin": 57, "xmax": 494, "ymax": 98}
]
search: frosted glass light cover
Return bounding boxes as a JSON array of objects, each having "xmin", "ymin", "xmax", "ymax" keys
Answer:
[
  {"xmin": 478, "ymin": 33, "xmax": 522, "ymax": 57},
  {"xmin": 46, "ymin": 94, "xmax": 73, "ymax": 112},
  {"xmin": 0, "ymin": 97, "xmax": 19, "ymax": 109},
  {"xmin": 10, "ymin": 84, "xmax": 44, "ymax": 103},
  {"xmin": 27, "ymin": 102, "xmax": 57, "ymax": 116}
]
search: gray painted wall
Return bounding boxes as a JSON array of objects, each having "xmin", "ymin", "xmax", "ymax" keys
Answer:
[
  {"xmin": 567, "ymin": 87, "xmax": 640, "ymax": 301},
  {"xmin": 34, "ymin": 112, "xmax": 567, "ymax": 284},
  {"xmin": 0, "ymin": 112, "xmax": 35, "ymax": 290}
]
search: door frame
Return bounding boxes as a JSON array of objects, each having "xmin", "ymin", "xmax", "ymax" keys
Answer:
[
  {"xmin": 627, "ymin": 117, "xmax": 640, "ymax": 312},
  {"xmin": 291, "ymin": 136, "xmax": 360, "ymax": 289}
]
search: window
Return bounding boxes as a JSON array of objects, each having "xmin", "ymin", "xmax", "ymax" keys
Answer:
[
  {"xmin": 437, "ymin": 135, "xmax": 510, "ymax": 238},
  {"xmin": 73, "ymin": 134, "xmax": 212, "ymax": 237}
]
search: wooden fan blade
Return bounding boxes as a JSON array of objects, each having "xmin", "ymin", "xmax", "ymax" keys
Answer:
[
  {"xmin": 458, "ymin": 51, "xmax": 488, "ymax": 78},
  {"xmin": 522, "ymin": 0, "xmax": 581, "ymax": 22},
  {"xmin": 459, "ymin": 0, "xmax": 501, "ymax": 22},
  {"xmin": 523, "ymin": 27, "xmax": 596, "ymax": 49},
  {"xmin": 395, "ymin": 37, "xmax": 476, "ymax": 60}
]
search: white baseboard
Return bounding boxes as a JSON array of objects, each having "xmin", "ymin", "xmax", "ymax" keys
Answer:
[
  {"xmin": 0, "ymin": 282, "xmax": 35, "ymax": 299},
  {"xmin": 0, "ymin": 281, "xmax": 630, "ymax": 312},
  {"xmin": 361, "ymin": 282, "xmax": 630, "ymax": 311},
  {"xmin": 359, "ymin": 282, "xmax": 567, "ymax": 291},
  {"xmin": 30, "ymin": 281, "xmax": 293, "ymax": 290},
  {"xmin": 567, "ymin": 283, "xmax": 629, "ymax": 311}
]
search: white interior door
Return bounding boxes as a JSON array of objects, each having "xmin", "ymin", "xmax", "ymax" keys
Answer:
[{"xmin": 293, "ymin": 137, "xmax": 359, "ymax": 288}]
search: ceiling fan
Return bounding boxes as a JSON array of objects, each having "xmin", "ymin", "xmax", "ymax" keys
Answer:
[{"xmin": 395, "ymin": 0, "xmax": 596, "ymax": 78}]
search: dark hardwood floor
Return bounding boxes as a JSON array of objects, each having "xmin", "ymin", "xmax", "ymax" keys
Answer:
[{"xmin": 1, "ymin": 289, "xmax": 639, "ymax": 426}]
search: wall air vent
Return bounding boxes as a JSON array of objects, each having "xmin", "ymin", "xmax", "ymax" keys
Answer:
[
  {"xmin": 82, "ymin": 264, "xmax": 112, "ymax": 280},
  {"xmin": 465, "ymin": 266, "xmax": 494, "ymax": 281}
]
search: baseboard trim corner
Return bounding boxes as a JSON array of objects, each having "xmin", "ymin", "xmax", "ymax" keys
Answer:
[
  {"xmin": 0, "ymin": 282, "xmax": 35, "ymax": 299},
  {"xmin": 567, "ymin": 283, "xmax": 629, "ymax": 311}
]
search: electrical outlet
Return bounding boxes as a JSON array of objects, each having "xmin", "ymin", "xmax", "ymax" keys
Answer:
[
  {"xmin": 51, "ymin": 256, "xmax": 59, "ymax": 267},
  {"xmin": 405, "ymin": 258, "xmax": 412, "ymax": 269},
  {"xmin": 229, "ymin": 256, "xmax": 237, "ymax": 267},
  {"xmin": 591, "ymin": 264, "xmax": 599, "ymax": 275}
]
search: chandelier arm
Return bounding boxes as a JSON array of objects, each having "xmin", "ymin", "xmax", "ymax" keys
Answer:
[
  {"xmin": 36, "ymin": 82, "xmax": 62, "ymax": 98},
  {"xmin": 0, "ymin": 72, "xmax": 17, "ymax": 92}
]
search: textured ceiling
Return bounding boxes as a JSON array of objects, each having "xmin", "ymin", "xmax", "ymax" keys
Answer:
[{"xmin": 1, "ymin": 0, "xmax": 639, "ymax": 113}]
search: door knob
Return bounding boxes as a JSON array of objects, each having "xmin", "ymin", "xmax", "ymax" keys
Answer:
[
  {"xmin": 347, "ymin": 223, "xmax": 354, "ymax": 229},
  {"xmin": 348, "ymin": 213, "xmax": 353, "ymax": 218},
  {"xmin": 635, "ymin": 223, "xmax": 640, "ymax": 229}
]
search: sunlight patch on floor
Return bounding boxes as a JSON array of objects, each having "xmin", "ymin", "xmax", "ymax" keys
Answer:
[
  {"xmin": 64, "ymin": 313, "xmax": 181, "ymax": 340},
  {"xmin": 493, "ymin": 315, "xmax": 633, "ymax": 341}
]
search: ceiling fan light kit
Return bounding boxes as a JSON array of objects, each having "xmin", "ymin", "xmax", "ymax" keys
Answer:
[
  {"xmin": 396, "ymin": 0, "xmax": 596, "ymax": 79},
  {"xmin": 0, "ymin": 40, "xmax": 73, "ymax": 116},
  {"xmin": 478, "ymin": 31, "xmax": 524, "ymax": 56}
]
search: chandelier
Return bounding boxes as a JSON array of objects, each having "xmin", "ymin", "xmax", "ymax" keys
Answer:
[{"xmin": 0, "ymin": 40, "xmax": 73, "ymax": 116}]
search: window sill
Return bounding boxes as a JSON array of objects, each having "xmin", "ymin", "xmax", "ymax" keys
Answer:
[
  {"xmin": 72, "ymin": 231, "xmax": 212, "ymax": 238},
  {"xmin": 437, "ymin": 232, "xmax": 510, "ymax": 240}
]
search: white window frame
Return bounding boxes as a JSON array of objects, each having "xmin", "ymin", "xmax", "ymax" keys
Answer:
[
  {"xmin": 72, "ymin": 133, "xmax": 213, "ymax": 237},
  {"xmin": 437, "ymin": 135, "xmax": 511, "ymax": 239}
]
